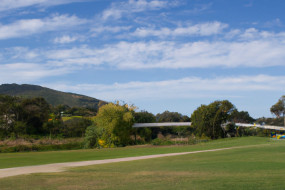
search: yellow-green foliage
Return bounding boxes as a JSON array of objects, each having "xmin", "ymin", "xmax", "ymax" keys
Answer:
[
  {"xmin": 94, "ymin": 103, "xmax": 134, "ymax": 147},
  {"xmin": 62, "ymin": 116, "xmax": 82, "ymax": 122},
  {"xmin": 62, "ymin": 116, "xmax": 96, "ymax": 122}
]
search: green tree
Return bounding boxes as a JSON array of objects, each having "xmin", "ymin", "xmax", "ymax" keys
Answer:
[
  {"xmin": 191, "ymin": 100, "xmax": 235, "ymax": 139},
  {"xmin": 86, "ymin": 103, "xmax": 134, "ymax": 147},
  {"xmin": 256, "ymin": 117, "xmax": 283, "ymax": 126},
  {"xmin": 65, "ymin": 107, "xmax": 96, "ymax": 116},
  {"xmin": 84, "ymin": 124, "xmax": 102, "ymax": 148},
  {"xmin": 134, "ymin": 111, "xmax": 156, "ymax": 123},
  {"xmin": 62, "ymin": 117, "xmax": 91, "ymax": 137},
  {"xmin": 43, "ymin": 113, "xmax": 64, "ymax": 139},
  {"xmin": 155, "ymin": 111, "xmax": 190, "ymax": 137},
  {"xmin": 133, "ymin": 111, "xmax": 155, "ymax": 143},
  {"xmin": 53, "ymin": 104, "xmax": 71, "ymax": 117},
  {"xmin": 0, "ymin": 95, "xmax": 23, "ymax": 137},
  {"xmin": 270, "ymin": 96, "xmax": 285, "ymax": 126},
  {"xmin": 13, "ymin": 121, "xmax": 27, "ymax": 138},
  {"xmin": 230, "ymin": 110, "xmax": 255, "ymax": 123},
  {"xmin": 21, "ymin": 97, "xmax": 51, "ymax": 135},
  {"xmin": 156, "ymin": 111, "xmax": 184, "ymax": 122},
  {"xmin": 181, "ymin": 115, "xmax": 191, "ymax": 122}
]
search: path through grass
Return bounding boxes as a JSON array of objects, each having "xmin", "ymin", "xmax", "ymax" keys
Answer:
[
  {"xmin": 0, "ymin": 137, "xmax": 271, "ymax": 169},
  {"xmin": 1, "ymin": 137, "xmax": 285, "ymax": 189}
]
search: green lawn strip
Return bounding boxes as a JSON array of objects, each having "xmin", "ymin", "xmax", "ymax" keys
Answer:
[
  {"xmin": 1, "ymin": 141, "xmax": 285, "ymax": 190},
  {"xmin": 0, "ymin": 137, "xmax": 278, "ymax": 169}
]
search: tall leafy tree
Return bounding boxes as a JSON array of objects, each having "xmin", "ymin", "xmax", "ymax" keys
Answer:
[
  {"xmin": 156, "ymin": 111, "xmax": 191, "ymax": 137},
  {"xmin": 270, "ymin": 96, "xmax": 285, "ymax": 126},
  {"xmin": 133, "ymin": 111, "xmax": 155, "ymax": 142},
  {"xmin": 0, "ymin": 95, "xmax": 18, "ymax": 136},
  {"xmin": 0, "ymin": 95, "xmax": 25, "ymax": 137},
  {"xmin": 21, "ymin": 97, "xmax": 51, "ymax": 135},
  {"xmin": 230, "ymin": 110, "xmax": 255, "ymax": 123},
  {"xmin": 156, "ymin": 111, "xmax": 185, "ymax": 122},
  {"xmin": 88, "ymin": 103, "xmax": 134, "ymax": 147},
  {"xmin": 191, "ymin": 100, "xmax": 235, "ymax": 139},
  {"xmin": 62, "ymin": 117, "xmax": 91, "ymax": 137},
  {"xmin": 134, "ymin": 111, "xmax": 156, "ymax": 123}
]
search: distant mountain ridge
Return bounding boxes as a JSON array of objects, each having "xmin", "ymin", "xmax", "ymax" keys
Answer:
[{"xmin": 0, "ymin": 83, "xmax": 106, "ymax": 110}]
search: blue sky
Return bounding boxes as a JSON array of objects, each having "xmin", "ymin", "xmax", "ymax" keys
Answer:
[{"xmin": 0, "ymin": 0, "xmax": 285, "ymax": 118}]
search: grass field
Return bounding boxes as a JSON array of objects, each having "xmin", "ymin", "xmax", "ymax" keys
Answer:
[
  {"xmin": 0, "ymin": 137, "xmax": 270, "ymax": 169},
  {"xmin": 1, "ymin": 137, "xmax": 285, "ymax": 189}
]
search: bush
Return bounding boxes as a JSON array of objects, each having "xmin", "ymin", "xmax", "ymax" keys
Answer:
[
  {"xmin": 151, "ymin": 138, "xmax": 174, "ymax": 145},
  {"xmin": 84, "ymin": 125, "xmax": 102, "ymax": 148},
  {"xmin": 62, "ymin": 117, "xmax": 92, "ymax": 138},
  {"xmin": 0, "ymin": 142, "xmax": 83, "ymax": 153},
  {"xmin": 188, "ymin": 135, "xmax": 197, "ymax": 145},
  {"xmin": 188, "ymin": 135, "xmax": 210, "ymax": 145},
  {"xmin": 93, "ymin": 103, "xmax": 134, "ymax": 147}
]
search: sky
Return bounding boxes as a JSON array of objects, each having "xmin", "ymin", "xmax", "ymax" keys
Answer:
[{"xmin": 0, "ymin": 0, "xmax": 285, "ymax": 118}]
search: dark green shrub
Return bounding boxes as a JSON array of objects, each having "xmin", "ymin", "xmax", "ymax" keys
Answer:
[
  {"xmin": 0, "ymin": 142, "xmax": 83, "ymax": 153},
  {"xmin": 151, "ymin": 138, "xmax": 174, "ymax": 145},
  {"xmin": 84, "ymin": 125, "xmax": 102, "ymax": 148}
]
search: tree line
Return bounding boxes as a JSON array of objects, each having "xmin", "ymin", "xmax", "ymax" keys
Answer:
[
  {"xmin": 0, "ymin": 95, "xmax": 92, "ymax": 139},
  {"xmin": 1, "ymin": 94, "xmax": 284, "ymax": 149},
  {"xmin": 84, "ymin": 100, "xmax": 256, "ymax": 148}
]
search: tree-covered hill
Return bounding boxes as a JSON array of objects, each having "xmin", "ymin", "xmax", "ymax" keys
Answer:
[{"xmin": 0, "ymin": 83, "xmax": 106, "ymax": 110}]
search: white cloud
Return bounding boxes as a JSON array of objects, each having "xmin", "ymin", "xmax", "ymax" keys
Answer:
[
  {"xmin": 264, "ymin": 18, "xmax": 283, "ymax": 28},
  {"xmin": 0, "ymin": 63, "xmax": 73, "ymax": 83},
  {"xmin": 0, "ymin": 14, "xmax": 88, "ymax": 40},
  {"xmin": 225, "ymin": 29, "xmax": 241, "ymax": 39},
  {"xmin": 91, "ymin": 26, "xmax": 131, "ymax": 36},
  {"xmin": 132, "ymin": 22, "xmax": 228, "ymax": 37},
  {"xmin": 53, "ymin": 35, "xmax": 80, "ymax": 44},
  {"xmin": 45, "ymin": 35, "xmax": 285, "ymax": 69},
  {"xmin": 2, "ymin": 26, "xmax": 285, "ymax": 72},
  {"xmin": 102, "ymin": 0, "xmax": 176, "ymax": 20},
  {"xmin": 0, "ymin": 0, "xmax": 86, "ymax": 12},
  {"xmin": 1, "ymin": 47, "xmax": 39, "ymax": 60},
  {"xmin": 239, "ymin": 28, "xmax": 259, "ymax": 39},
  {"xmin": 238, "ymin": 28, "xmax": 285, "ymax": 41},
  {"xmin": 46, "ymin": 47, "xmax": 102, "ymax": 66},
  {"xmin": 45, "ymin": 75, "xmax": 285, "ymax": 101},
  {"xmin": 3, "ymin": 26, "xmax": 285, "ymax": 69},
  {"xmin": 185, "ymin": 3, "xmax": 212, "ymax": 14}
]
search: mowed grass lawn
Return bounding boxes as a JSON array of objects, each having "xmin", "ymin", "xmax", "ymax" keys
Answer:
[
  {"xmin": 0, "ymin": 137, "xmax": 271, "ymax": 169},
  {"xmin": 1, "ymin": 137, "xmax": 285, "ymax": 189}
]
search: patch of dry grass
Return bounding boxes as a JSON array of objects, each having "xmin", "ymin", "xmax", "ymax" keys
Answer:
[{"xmin": 0, "ymin": 138, "xmax": 83, "ymax": 147}]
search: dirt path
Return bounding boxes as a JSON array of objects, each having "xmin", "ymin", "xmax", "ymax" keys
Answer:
[{"xmin": 0, "ymin": 145, "xmax": 263, "ymax": 179}]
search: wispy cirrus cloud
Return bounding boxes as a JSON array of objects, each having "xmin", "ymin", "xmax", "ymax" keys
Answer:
[
  {"xmin": 0, "ymin": 63, "xmax": 73, "ymax": 84},
  {"xmin": 91, "ymin": 26, "xmax": 132, "ymax": 36},
  {"xmin": 0, "ymin": 14, "xmax": 88, "ymax": 40},
  {"xmin": 3, "ymin": 27, "xmax": 285, "ymax": 69},
  {"xmin": 185, "ymin": 3, "xmax": 212, "ymax": 14},
  {"xmin": 131, "ymin": 21, "xmax": 228, "ymax": 37},
  {"xmin": 1, "ymin": 47, "xmax": 39, "ymax": 61},
  {"xmin": 1, "ymin": 25, "xmax": 285, "ymax": 85},
  {"xmin": 45, "ymin": 31, "xmax": 285, "ymax": 69},
  {"xmin": 45, "ymin": 74, "xmax": 285, "ymax": 101},
  {"xmin": 0, "ymin": 0, "xmax": 88, "ymax": 12},
  {"xmin": 53, "ymin": 35, "xmax": 83, "ymax": 44},
  {"xmin": 102, "ymin": 0, "xmax": 179, "ymax": 20},
  {"xmin": 264, "ymin": 18, "xmax": 283, "ymax": 28},
  {"xmin": 238, "ymin": 28, "xmax": 285, "ymax": 40}
]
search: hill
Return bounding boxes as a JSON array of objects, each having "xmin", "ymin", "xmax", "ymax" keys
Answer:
[{"xmin": 0, "ymin": 83, "xmax": 106, "ymax": 110}]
